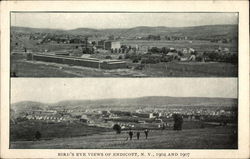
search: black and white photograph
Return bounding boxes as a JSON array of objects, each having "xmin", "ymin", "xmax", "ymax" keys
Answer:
[
  {"xmin": 10, "ymin": 79, "xmax": 238, "ymax": 149},
  {"xmin": 10, "ymin": 12, "xmax": 238, "ymax": 77},
  {"xmin": 1, "ymin": 0, "xmax": 249, "ymax": 159}
]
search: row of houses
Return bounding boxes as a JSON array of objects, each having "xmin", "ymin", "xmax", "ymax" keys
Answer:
[{"xmin": 24, "ymin": 115, "xmax": 68, "ymax": 122}]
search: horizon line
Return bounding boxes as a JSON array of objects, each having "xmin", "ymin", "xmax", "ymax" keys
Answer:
[
  {"xmin": 10, "ymin": 24, "xmax": 238, "ymax": 31},
  {"xmin": 11, "ymin": 95, "xmax": 238, "ymax": 105}
]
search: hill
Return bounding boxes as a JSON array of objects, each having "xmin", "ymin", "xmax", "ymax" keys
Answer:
[
  {"xmin": 11, "ymin": 24, "xmax": 238, "ymax": 39},
  {"xmin": 11, "ymin": 96, "xmax": 237, "ymax": 112},
  {"xmin": 56, "ymin": 96, "xmax": 237, "ymax": 106},
  {"xmin": 11, "ymin": 101, "xmax": 47, "ymax": 114}
]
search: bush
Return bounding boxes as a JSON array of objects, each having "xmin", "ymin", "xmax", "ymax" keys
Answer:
[
  {"xmin": 150, "ymin": 47, "xmax": 161, "ymax": 53},
  {"xmin": 26, "ymin": 53, "xmax": 33, "ymax": 60},
  {"xmin": 132, "ymin": 59, "xmax": 139, "ymax": 63},
  {"xmin": 196, "ymin": 55, "xmax": 203, "ymax": 62},
  {"xmin": 177, "ymin": 51, "xmax": 183, "ymax": 56},
  {"xmin": 124, "ymin": 53, "xmax": 130, "ymax": 59},
  {"xmin": 162, "ymin": 47, "xmax": 170, "ymax": 54},
  {"xmin": 203, "ymin": 51, "xmax": 238, "ymax": 64},
  {"xmin": 113, "ymin": 124, "xmax": 121, "ymax": 134},
  {"xmin": 173, "ymin": 114, "xmax": 183, "ymax": 131},
  {"xmin": 131, "ymin": 54, "xmax": 141, "ymax": 63},
  {"xmin": 105, "ymin": 55, "xmax": 112, "ymax": 59},
  {"xmin": 118, "ymin": 55, "xmax": 123, "ymax": 59}
]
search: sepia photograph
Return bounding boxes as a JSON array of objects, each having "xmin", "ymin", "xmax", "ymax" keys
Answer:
[
  {"xmin": 10, "ymin": 79, "xmax": 238, "ymax": 149},
  {"xmin": 10, "ymin": 12, "xmax": 238, "ymax": 77}
]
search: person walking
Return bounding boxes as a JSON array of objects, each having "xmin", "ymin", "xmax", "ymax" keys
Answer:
[
  {"xmin": 128, "ymin": 130, "xmax": 133, "ymax": 140},
  {"xmin": 136, "ymin": 131, "xmax": 140, "ymax": 140},
  {"xmin": 144, "ymin": 129, "xmax": 149, "ymax": 139}
]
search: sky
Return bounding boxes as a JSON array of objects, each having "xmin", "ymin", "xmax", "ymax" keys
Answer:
[
  {"xmin": 11, "ymin": 12, "xmax": 238, "ymax": 30},
  {"xmin": 11, "ymin": 78, "xmax": 237, "ymax": 103}
]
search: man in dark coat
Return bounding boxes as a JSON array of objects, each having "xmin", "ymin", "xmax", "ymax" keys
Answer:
[
  {"xmin": 136, "ymin": 131, "xmax": 140, "ymax": 140},
  {"xmin": 128, "ymin": 130, "xmax": 133, "ymax": 140},
  {"xmin": 144, "ymin": 129, "xmax": 149, "ymax": 139}
]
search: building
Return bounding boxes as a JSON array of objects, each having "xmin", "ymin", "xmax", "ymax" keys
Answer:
[{"xmin": 104, "ymin": 41, "xmax": 121, "ymax": 50}]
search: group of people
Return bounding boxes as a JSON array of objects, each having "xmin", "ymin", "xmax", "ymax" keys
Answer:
[{"xmin": 127, "ymin": 129, "xmax": 149, "ymax": 140}]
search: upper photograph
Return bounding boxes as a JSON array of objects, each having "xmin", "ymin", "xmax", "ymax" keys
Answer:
[{"xmin": 10, "ymin": 12, "xmax": 238, "ymax": 77}]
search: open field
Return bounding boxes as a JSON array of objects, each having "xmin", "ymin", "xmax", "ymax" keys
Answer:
[
  {"xmin": 139, "ymin": 62, "xmax": 237, "ymax": 77},
  {"xmin": 11, "ymin": 53, "xmax": 237, "ymax": 77},
  {"xmin": 10, "ymin": 120, "xmax": 111, "ymax": 141},
  {"xmin": 10, "ymin": 126, "xmax": 237, "ymax": 149}
]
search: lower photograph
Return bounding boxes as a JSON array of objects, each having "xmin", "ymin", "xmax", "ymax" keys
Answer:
[{"xmin": 10, "ymin": 78, "xmax": 238, "ymax": 149}]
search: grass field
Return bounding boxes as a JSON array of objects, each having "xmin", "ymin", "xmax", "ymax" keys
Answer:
[
  {"xmin": 10, "ymin": 120, "xmax": 111, "ymax": 141},
  {"xmin": 140, "ymin": 62, "xmax": 237, "ymax": 77},
  {"xmin": 10, "ymin": 126, "xmax": 237, "ymax": 149}
]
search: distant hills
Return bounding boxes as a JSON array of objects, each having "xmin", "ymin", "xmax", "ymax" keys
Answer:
[
  {"xmin": 11, "ymin": 96, "xmax": 238, "ymax": 114},
  {"xmin": 11, "ymin": 24, "xmax": 238, "ymax": 39}
]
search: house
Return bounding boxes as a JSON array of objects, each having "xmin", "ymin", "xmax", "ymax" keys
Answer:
[
  {"xmin": 138, "ymin": 45, "xmax": 149, "ymax": 54},
  {"xmin": 189, "ymin": 55, "xmax": 196, "ymax": 61},
  {"xmin": 149, "ymin": 113, "xmax": 156, "ymax": 119},
  {"xmin": 104, "ymin": 41, "xmax": 121, "ymax": 50},
  {"xmin": 97, "ymin": 40, "xmax": 105, "ymax": 49},
  {"xmin": 80, "ymin": 118, "xmax": 88, "ymax": 123},
  {"xmin": 166, "ymin": 52, "xmax": 179, "ymax": 60}
]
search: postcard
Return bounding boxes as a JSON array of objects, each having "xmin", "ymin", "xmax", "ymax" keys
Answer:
[{"xmin": 0, "ymin": 0, "xmax": 249, "ymax": 159}]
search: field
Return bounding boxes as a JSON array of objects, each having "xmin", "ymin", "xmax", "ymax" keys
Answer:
[
  {"xmin": 11, "ymin": 53, "xmax": 237, "ymax": 77},
  {"xmin": 10, "ymin": 126, "xmax": 237, "ymax": 149},
  {"xmin": 10, "ymin": 120, "xmax": 111, "ymax": 141},
  {"xmin": 138, "ymin": 62, "xmax": 237, "ymax": 77}
]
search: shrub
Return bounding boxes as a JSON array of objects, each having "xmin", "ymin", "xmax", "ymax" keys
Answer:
[
  {"xmin": 105, "ymin": 55, "xmax": 112, "ymax": 59},
  {"xmin": 177, "ymin": 51, "xmax": 183, "ymax": 56},
  {"xmin": 118, "ymin": 55, "xmax": 123, "ymax": 59},
  {"xmin": 150, "ymin": 47, "xmax": 161, "ymax": 53},
  {"xmin": 124, "ymin": 53, "xmax": 130, "ymax": 59},
  {"xmin": 162, "ymin": 47, "xmax": 170, "ymax": 54},
  {"xmin": 35, "ymin": 131, "xmax": 41, "ymax": 140},
  {"xmin": 173, "ymin": 114, "xmax": 183, "ymax": 131},
  {"xmin": 113, "ymin": 124, "xmax": 121, "ymax": 134},
  {"xmin": 132, "ymin": 59, "xmax": 139, "ymax": 63},
  {"xmin": 196, "ymin": 55, "xmax": 203, "ymax": 62}
]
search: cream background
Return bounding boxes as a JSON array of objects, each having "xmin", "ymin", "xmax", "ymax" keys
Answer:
[
  {"xmin": 11, "ymin": 12, "xmax": 238, "ymax": 29},
  {"xmin": 1, "ymin": 0, "xmax": 249, "ymax": 159},
  {"xmin": 11, "ymin": 78, "xmax": 237, "ymax": 103}
]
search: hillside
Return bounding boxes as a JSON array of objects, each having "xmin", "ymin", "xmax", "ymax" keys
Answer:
[
  {"xmin": 55, "ymin": 96, "xmax": 237, "ymax": 107},
  {"xmin": 10, "ymin": 126, "xmax": 237, "ymax": 149},
  {"xmin": 11, "ymin": 101, "xmax": 47, "ymax": 113},
  {"xmin": 11, "ymin": 24, "xmax": 238, "ymax": 39},
  {"xmin": 11, "ymin": 96, "xmax": 238, "ymax": 112}
]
